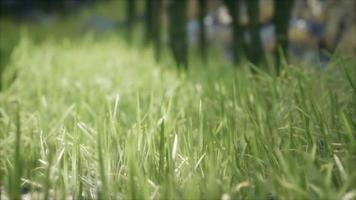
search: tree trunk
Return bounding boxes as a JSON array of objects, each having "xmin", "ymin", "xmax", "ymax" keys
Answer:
[
  {"xmin": 274, "ymin": 0, "xmax": 294, "ymax": 72},
  {"xmin": 145, "ymin": 0, "xmax": 163, "ymax": 62},
  {"xmin": 168, "ymin": 0, "xmax": 188, "ymax": 69},
  {"xmin": 246, "ymin": 0, "xmax": 264, "ymax": 66},
  {"xmin": 145, "ymin": 0, "xmax": 153, "ymax": 44},
  {"xmin": 126, "ymin": 0, "xmax": 136, "ymax": 43},
  {"xmin": 224, "ymin": 0, "xmax": 243, "ymax": 65},
  {"xmin": 198, "ymin": 0, "xmax": 208, "ymax": 64}
]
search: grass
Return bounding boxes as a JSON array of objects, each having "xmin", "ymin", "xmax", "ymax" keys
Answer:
[
  {"xmin": 1, "ymin": 4, "xmax": 356, "ymax": 200},
  {"xmin": 0, "ymin": 32, "xmax": 355, "ymax": 199}
]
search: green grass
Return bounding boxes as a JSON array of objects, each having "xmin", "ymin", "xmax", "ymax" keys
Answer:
[
  {"xmin": 0, "ymin": 32, "xmax": 355, "ymax": 199},
  {"xmin": 1, "ymin": 3, "xmax": 356, "ymax": 198}
]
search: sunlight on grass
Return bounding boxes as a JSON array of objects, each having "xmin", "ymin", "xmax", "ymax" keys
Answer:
[{"xmin": 0, "ymin": 31, "xmax": 355, "ymax": 199}]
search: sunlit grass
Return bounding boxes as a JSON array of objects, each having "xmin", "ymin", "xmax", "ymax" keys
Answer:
[
  {"xmin": 0, "ymin": 30, "xmax": 355, "ymax": 199},
  {"xmin": 1, "ymin": 0, "xmax": 356, "ymax": 196}
]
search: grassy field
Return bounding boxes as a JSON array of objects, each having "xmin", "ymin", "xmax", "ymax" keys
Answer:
[{"xmin": 1, "ymin": 5, "xmax": 356, "ymax": 200}]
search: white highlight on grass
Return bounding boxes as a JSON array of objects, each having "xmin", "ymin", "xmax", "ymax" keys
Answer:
[
  {"xmin": 199, "ymin": 99, "xmax": 202, "ymax": 114},
  {"xmin": 175, "ymin": 154, "xmax": 189, "ymax": 173},
  {"xmin": 342, "ymin": 190, "xmax": 356, "ymax": 200},
  {"xmin": 55, "ymin": 147, "xmax": 65, "ymax": 167},
  {"xmin": 172, "ymin": 134, "xmax": 178, "ymax": 161},
  {"xmin": 194, "ymin": 153, "xmax": 206, "ymax": 170},
  {"xmin": 38, "ymin": 159, "xmax": 48, "ymax": 166},
  {"xmin": 112, "ymin": 93, "xmax": 120, "ymax": 120},
  {"xmin": 157, "ymin": 115, "xmax": 166, "ymax": 126},
  {"xmin": 235, "ymin": 180, "xmax": 250, "ymax": 192},
  {"xmin": 77, "ymin": 121, "xmax": 96, "ymax": 141},
  {"xmin": 221, "ymin": 193, "xmax": 231, "ymax": 200},
  {"xmin": 334, "ymin": 154, "xmax": 347, "ymax": 181}
]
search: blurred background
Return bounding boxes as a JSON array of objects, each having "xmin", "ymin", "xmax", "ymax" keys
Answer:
[{"xmin": 0, "ymin": 0, "xmax": 355, "ymax": 72}]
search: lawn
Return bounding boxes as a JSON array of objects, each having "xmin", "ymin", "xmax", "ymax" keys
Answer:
[{"xmin": 1, "ymin": 4, "xmax": 356, "ymax": 200}]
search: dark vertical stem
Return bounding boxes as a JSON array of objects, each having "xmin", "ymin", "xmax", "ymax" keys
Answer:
[
  {"xmin": 159, "ymin": 119, "xmax": 165, "ymax": 181},
  {"xmin": 274, "ymin": 0, "xmax": 294, "ymax": 73},
  {"xmin": 152, "ymin": 0, "xmax": 163, "ymax": 62},
  {"xmin": 10, "ymin": 103, "xmax": 22, "ymax": 200},
  {"xmin": 0, "ymin": 65, "xmax": 3, "ymax": 91},
  {"xmin": 145, "ymin": 0, "xmax": 163, "ymax": 62},
  {"xmin": 97, "ymin": 125, "xmax": 108, "ymax": 199},
  {"xmin": 145, "ymin": 0, "xmax": 153, "ymax": 44},
  {"xmin": 126, "ymin": 0, "xmax": 136, "ymax": 43},
  {"xmin": 43, "ymin": 148, "xmax": 54, "ymax": 200},
  {"xmin": 198, "ymin": 0, "xmax": 208, "ymax": 64},
  {"xmin": 246, "ymin": 0, "xmax": 263, "ymax": 66},
  {"xmin": 168, "ymin": 0, "xmax": 188, "ymax": 69},
  {"xmin": 224, "ymin": 0, "xmax": 243, "ymax": 66},
  {"xmin": 77, "ymin": 145, "xmax": 83, "ymax": 200}
]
